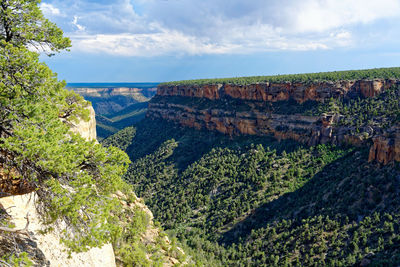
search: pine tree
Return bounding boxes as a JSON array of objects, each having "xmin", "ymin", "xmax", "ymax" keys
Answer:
[{"xmin": 0, "ymin": 0, "xmax": 131, "ymax": 258}]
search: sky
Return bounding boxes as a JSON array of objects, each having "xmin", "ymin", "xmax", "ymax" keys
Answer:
[{"xmin": 40, "ymin": 0, "xmax": 400, "ymax": 83}]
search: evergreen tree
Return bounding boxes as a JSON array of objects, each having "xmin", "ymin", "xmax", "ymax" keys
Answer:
[{"xmin": 0, "ymin": 0, "xmax": 131, "ymax": 259}]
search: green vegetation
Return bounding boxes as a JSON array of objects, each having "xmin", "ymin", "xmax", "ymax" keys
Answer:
[
  {"xmin": 161, "ymin": 67, "xmax": 400, "ymax": 86},
  {"xmin": 0, "ymin": 2, "xmax": 181, "ymax": 266},
  {"xmin": 84, "ymin": 95, "xmax": 148, "ymax": 115},
  {"xmin": 96, "ymin": 102, "xmax": 148, "ymax": 140},
  {"xmin": 0, "ymin": 0, "xmax": 131, "ymax": 257},
  {"xmin": 308, "ymin": 85, "xmax": 400, "ymax": 131},
  {"xmin": 114, "ymin": 118, "xmax": 400, "ymax": 266},
  {"xmin": 102, "ymin": 127, "xmax": 136, "ymax": 151}
]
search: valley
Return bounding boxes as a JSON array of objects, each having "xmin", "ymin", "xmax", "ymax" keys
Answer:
[
  {"xmin": 3, "ymin": 1, "xmax": 400, "ymax": 266},
  {"xmin": 101, "ymin": 67, "xmax": 400, "ymax": 266},
  {"xmin": 67, "ymin": 83, "xmax": 158, "ymax": 139}
]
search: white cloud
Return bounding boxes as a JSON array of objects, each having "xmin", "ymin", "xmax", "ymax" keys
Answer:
[
  {"xmin": 72, "ymin": 16, "xmax": 86, "ymax": 32},
  {"xmin": 71, "ymin": 31, "xmax": 239, "ymax": 56},
  {"xmin": 40, "ymin": 3, "xmax": 61, "ymax": 16},
  {"xmin": 292, "ymin": 0, "xmax": 400, "ymax": 32},
  {"xmin": 70, "ymin": 25, "xmax": 349, "ymax": 56},
  {"xmin": 42, "ymin": 0, "xmax": 400, "ymax": 56}
]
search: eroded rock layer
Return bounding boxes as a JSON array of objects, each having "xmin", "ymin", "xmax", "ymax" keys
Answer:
[
  {"xmin": 157, "ymin": 79, "xmax": 398, "ymax": 103},
  {"xmin": 149, "ymin": 79, "xmax": 400, "ymax": 164}
]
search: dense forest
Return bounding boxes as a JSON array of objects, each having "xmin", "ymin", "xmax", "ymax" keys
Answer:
[
  {"xmin": 101, "ymin": 78, "xmax": 400, "ymax": 266},
  {"xmin": 102, "ymin": 115, "xmax": 400, "ymax": 266},
  {"xmin": 161, "ymin": 67, "xmax": 400, "ymax": 86}
]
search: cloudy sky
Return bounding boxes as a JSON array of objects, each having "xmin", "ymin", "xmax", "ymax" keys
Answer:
[{"xmin": 40, "ymin": 0, "xmax": 400, "ymax": 82}]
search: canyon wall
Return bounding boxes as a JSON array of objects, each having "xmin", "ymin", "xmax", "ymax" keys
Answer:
[
  {"xmin": 157, "ymin": 79, "xmax": 398, "ymax": 102},
  {"xmin": 368, "ymin": 128, "xmax": 400, "ymax": 164},
  {"xmin": 70, "ymin": 104, "xmax": 97, "ymax": 141},
  {"xmin": 148, "ymin": 79, "xmax": 400, "ymax": 164},
  {"xmin": 72, "ymin": 87, "xmax": 157, "ymax": 99}
]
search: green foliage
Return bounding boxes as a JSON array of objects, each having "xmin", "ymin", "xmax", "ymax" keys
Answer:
[
  {"xmin": 114, "ymin": 205, "xmax": 153, "ymax": 267},
  {"xmin": 102, "ymin": 126, "xmax": 136, "ymax": 151},
  {"xmin": 0, "ymin": 40, "xmax": 131, "ymax": 253},
  {"xmin": 317, "ymin": 86, "xmax": 400, "ymax": 130},
  {"xmin": 95, "ymin": 102, "xmax": 148, "ymax": 140},
  {"xmin": 0, "ymin": 0, "xmax": 138, "ymax": 261},
  {"xmin": 161, "ymin": 67, "xmax": 400, "ymax": 86},
  {"xmin": 0, "ymin": 0, "xmax": 71, "ymax": 53},
  {"xmin": 8, "ymin": 252, "xmax": 33, "ymax": 267},
  {"xmin": 123, "ymin": 118, "xmax": 400, "ymax": 266}
]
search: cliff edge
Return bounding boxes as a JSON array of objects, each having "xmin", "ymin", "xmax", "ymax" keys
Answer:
[
  {"xmin": 148, "ymin": 78, "xmax": 400, "ymax": 164},
  {"xmin": 0, "ymin": 104, "xmax": 117, "ymax": 266}
]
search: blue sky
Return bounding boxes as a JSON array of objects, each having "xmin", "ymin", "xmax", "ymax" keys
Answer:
[{"xmin": 40, "ymin": 0, "xmax": 400, "ymax": 83}]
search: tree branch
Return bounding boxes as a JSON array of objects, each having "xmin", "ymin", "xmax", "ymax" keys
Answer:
[{"xmin": 0, "ymin": 213, "xmax": 30, "ymax": 236}]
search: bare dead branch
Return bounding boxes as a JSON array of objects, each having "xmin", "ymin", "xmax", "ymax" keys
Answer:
[{"xmin": 0, "ymin": 212, "xmax": 30, "ymax": 236}]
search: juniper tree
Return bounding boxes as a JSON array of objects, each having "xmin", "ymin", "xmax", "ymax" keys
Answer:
[{"xmin": 0, "ymin": 0, "xmax": 131, "ymax": 259}]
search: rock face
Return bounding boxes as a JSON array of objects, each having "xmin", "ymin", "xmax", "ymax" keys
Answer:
[
  {"xmin": 70, "ymin": 105, "xmax": 97, "ymax": 141},
  {"xmin": 149, "ymin": 79, "xmax": 400, "ymax": 164},
  {"xmin": 0, "ymin": 104, "xmax": 118, "ymax": 266},
  {"xmin": 147, "ymin": 101, "xmax": 361, "ymax": 147},
  {"xmin": 368, "ymin": 128, "xmax": 400, "ymax": 164},
  {"xmin": 157, "ymin": 79, "xmax": 398, "ymax": 103},
  {"xmin": 0, "ymin": 193, "xmax": 117, "ymax": 267}
]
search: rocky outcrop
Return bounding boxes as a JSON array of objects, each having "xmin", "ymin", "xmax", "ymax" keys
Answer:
[
  {"xmin": 0, "ymin": 193, "xmax": 116, "ymax": 267},
  {"xmin": 0, "ymin": 105, "xmax": 98, "ymax": 197},
  {"xmin": 157, "ymin": 79, "xmax": 399, "ymax": 103},
  {"xmin": 70, "ymin": 105, "xmax": 97, "ymax": 141},
  {"xmin": 147, "ymin": 101, "xmax": 364, "ymax": 147},
  {"xmin": 149, "ymin": 79, "xmax": 400, "ymax": 164},
  {"xmin": 114, "ymin": 191, "xmax": 187, "ymax": 267},
  {"xmin": 368, "ymin": 128, "xmax": 400, "ymax": 164},
  {"xmin": 1, "ymin": 101, "xmax": 187, "ymax": 266},
  {"xmin": 0, "ymin": 104, "xmax": 117, "ymax": 266}
]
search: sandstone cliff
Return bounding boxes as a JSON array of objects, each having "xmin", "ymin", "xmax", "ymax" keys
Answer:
[
  {"xmin": 157, "ymin": 79, "xmax": 398, "ymax": 102},
  {"xmin": 148, "ymin": 79, "xmax": 400, "ymax": 164},
  {"xmin": 72, "ymin": 87, "xmax": 157, "ymax": 99},
  {"xmin": 0, "ymin": 193, "xmax": 117, "ymax": 266},
  {"xmin": 70, "ymin": 105, "xmax": 97, "ymax": 141},
  {"xmin": 368, "ymin": 127, "xmax": 400, "ymax": 164},
  {"xmin": 0, "ymin": 105, "xmax": 117, "ymax": 266},
  {"xmin": 1, "ymin": 103, "xmax": 187, "ymax": 266}
]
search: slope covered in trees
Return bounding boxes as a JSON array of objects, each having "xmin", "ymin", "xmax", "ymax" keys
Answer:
[
  {"xmin": 96, "ymin": 102, "xmax": 148, "ymax": 140},
  {"xmin": 107, "ymin": 116, "xmax": 400, "ymax": 266}
]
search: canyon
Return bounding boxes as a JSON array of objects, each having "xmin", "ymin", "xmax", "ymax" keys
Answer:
[
  {"xmin": 148, "ymin": 78, "xmax": 400, "ymax": 164},
  {"xmin": 72, "ymin": 87, "xmax": 157, "ymax": 99}
]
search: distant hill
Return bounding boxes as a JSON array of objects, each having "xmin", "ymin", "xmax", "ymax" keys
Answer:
[{"xmin": 68, "ymin": 83, "xmax": 158, "ymax": 140}]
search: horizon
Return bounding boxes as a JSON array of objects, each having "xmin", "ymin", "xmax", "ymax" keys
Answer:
[
  {"xmin": 66, "ymin": 82, "xmax": 160, "ymax": 87},
  {"xmin": 65, "ymin": 66, "xmax": 400, "ymax": 85},
  {"xmin": 41, "ymin": 0, "xmax": 400, "ymax": 82}
]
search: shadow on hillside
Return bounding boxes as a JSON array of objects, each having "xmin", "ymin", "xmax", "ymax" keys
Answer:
[
  {"xmin": 220, "ymin": 148, "xmax": 400, "ymax": 245},
  {"xmin": 127, "ymin": 118, "xmax": 303, "ymax": 170}
]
